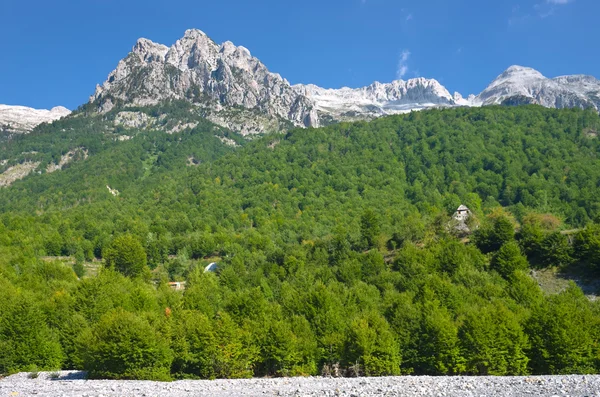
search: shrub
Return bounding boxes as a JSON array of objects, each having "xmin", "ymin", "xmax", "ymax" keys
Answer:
[
  {"xmin": 491, "ymin": 241, "xmax": 529, "ymax": 278},
  {"xmin": 78, "ymin": 309, "xmax": 172, "ymax": 380},
  {"xmin": 0, "ymin": 296, "xmax": 64, "ymax": 374},
  {"xmin": 103, "ymin": 234, "xmax": 148, "ymax": 278}
]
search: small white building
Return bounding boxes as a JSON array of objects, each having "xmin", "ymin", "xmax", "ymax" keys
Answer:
[
  {"xmin": 453, "ymin": 205, "xmax": 471, "ymax": 222},
  {"xmin": 451, "ymin": 205, "xmax": 472, "ymax": 234}
]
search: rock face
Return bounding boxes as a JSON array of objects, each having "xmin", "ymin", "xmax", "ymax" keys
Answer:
[
  {"xmin": 0, "ymin": 161, "xmax": 40, "ymax": 186},
  {"xmin": 0, "ymin": 105, "xmax": 70, "ymax": 133},
  {"xmin": 92, "ymin": 29, "xmax": 318, "ymax": 135},
  {"xmin": 472, "ymin": 65, "xmax": 600, "ymax": 110},
  {"xmin": 293, "ymin": 79, "xmax": 455, "ymax": 123},
  {"xmin": 90, "ymin": 29, "xmax": 600, "ymax": 134}
]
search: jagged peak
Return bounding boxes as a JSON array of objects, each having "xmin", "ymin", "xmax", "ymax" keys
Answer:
[
  {"xmin": 219, "ymin": 41, "xmax": 237, "ymax": 54},
  {"xmin": 133, "ymin": 38, "xmax": 167, "ymax": 51},
  {"xmin": 132, "ymin": 38, "xmax": 169, "ymax": 62},
  {"xmin": 183, "ymin": 28, "xmax": 209, "ymax": 38},
  {"xmin": 236, "ymin": 46, "xmax": 252, "ymax": 58}
]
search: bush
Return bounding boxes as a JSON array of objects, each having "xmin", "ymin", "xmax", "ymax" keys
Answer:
[
  {"xmin": 103, "ymin": 235, "xmax": 148, "ymax": 278},
  {"xmin": 0, "ymin": 296, "xmax": 64, "ymax": 374},
  {"xmin": 540, "ymin": 232, "xmax": 573, "ymax": 268},
  {"xmin": 343, "ymin": 311, "xmax": 401, "ymax": 376},
  {"xmin": 78, "ymin": 309, "xmax": 172, "ymax": 380},
  {"xmin": 491, "ymin": 241, "xmax": 529, "ymax": 278}
]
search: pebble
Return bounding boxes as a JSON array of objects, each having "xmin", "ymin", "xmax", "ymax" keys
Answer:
[{"xmin": 1, "ymin": 371, "xmax": 600, "ymax": 396}]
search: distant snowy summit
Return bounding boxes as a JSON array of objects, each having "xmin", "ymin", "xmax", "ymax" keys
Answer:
[
  {"xmin": 0, "ymin": 105, "xmax": 70, "ymax": 134},
  {"xmin": 474, "ymin": 65, "xmax": 600, "ymax": 109}
]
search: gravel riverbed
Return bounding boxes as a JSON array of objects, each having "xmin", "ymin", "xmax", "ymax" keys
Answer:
[{"xmin": 1, "ymin": 371, "xmax": 600, "ymax": 397}]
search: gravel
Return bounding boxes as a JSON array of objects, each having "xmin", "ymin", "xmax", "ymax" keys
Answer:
[{"xmin": 1, "ymin": 371, "xmax": 600, "ymax": 396}]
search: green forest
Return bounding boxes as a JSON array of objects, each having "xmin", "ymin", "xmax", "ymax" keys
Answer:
[{"xmin": 1, "ymin": 104, "xmax": 600, "ymax": 379}]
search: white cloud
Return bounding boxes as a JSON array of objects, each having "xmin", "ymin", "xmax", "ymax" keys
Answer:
[
  {"xmin": 510, "ymin": 0, "xmax": 573, "ymax": 25},
  {"xmin": 396, "ymin": 50, "xmax": 411, "ymax": 79},
  {"xmin": 535, "ymin": 0, "xmax": 573, "ymax": 18}
]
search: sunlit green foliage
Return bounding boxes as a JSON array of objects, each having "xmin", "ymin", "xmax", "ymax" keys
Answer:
[{"xmin": 0, "ymin": 105, "xmax": 600, "ymax": 378}]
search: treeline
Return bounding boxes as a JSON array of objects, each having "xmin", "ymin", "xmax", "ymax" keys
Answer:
[
  {"xmin": 0, "ymin": 105, "xmax": 600, "ymax": 378},
  {"xmin": 1, "ymin": 210, "xmax": 600, "ymax": 379}
]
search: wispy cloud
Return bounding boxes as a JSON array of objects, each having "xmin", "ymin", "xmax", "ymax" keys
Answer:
[
  {"xmin": 509, "ymin": 0, "xmax": 573, "ymax": 25},
  {"xmin": 396, "ymin": 50, "xmax": 411, "ymax": 79},
  {"xmin": 536, "ymin": 0, "xmax": 573, "ymax": 18}
]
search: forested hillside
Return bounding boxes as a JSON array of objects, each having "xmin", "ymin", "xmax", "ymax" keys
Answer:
[{"xmin": 1, "ymin": 105, "xmax": 600, "ymax": 379}]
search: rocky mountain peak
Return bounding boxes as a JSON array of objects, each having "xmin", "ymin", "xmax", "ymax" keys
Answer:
[
  {"xmin": 486, "ymin": 65, "xmax": 546, "ymax": 91},
  {"xmin": 474, "ymin": 65, "xmax": 600, "ymax": 110},
  {"xmin": 133, "ymin": 38, "xmax": 169, "ymax": 63},
  {"xmin": 90, "ymin": 29, "xmax": 318, "ymax": 134},
  {"xmin": 183, "ymin": 28, "xmax": 209, "ymax": 39},
  {"xmin": 503, "ymin": 65, "xmax": 544, "ymax": 76}
]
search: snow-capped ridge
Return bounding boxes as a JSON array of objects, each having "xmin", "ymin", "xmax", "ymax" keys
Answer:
[
  {"xmin": 475, "ymin": 65, "xmax": 600, "ymax": 110},
  {"xmin": 0, "ymin": 104, "xmax": 71, "ymax": 133}
]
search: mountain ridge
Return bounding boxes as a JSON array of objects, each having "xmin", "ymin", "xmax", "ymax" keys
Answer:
[
  {"xmin": 88, "ymin": 29, "xmax": 600, "ymax": 134},
  {"xmin": 3, "ymin": 29, "xmax": 600, "ymax": 135}
]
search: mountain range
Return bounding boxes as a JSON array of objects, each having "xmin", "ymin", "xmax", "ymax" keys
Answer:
[{"xmin": 2, "ymin": 28, "xmax": 600, "ymax": 135}]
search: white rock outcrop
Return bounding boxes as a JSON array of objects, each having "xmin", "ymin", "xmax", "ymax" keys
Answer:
[{"xmin": 0, "ymin": 161, "xmax": 40, "ymax": 186}]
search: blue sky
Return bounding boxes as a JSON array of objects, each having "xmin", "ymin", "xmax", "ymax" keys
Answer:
[{"xmin": 0, "ymin": 0, "xmax": 595, "ymax": 110}]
